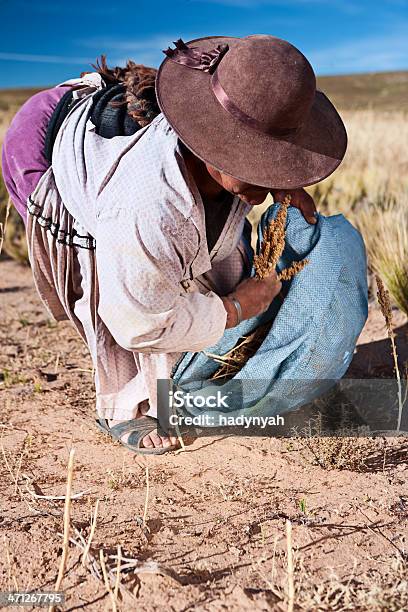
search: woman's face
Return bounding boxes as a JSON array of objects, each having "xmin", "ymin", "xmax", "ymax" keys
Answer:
[{"xmin": 205, "ymin": 163, "xmax": 270, "ymax": 206}]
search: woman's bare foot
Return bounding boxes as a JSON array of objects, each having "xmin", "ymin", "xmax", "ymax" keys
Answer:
[{"xmin": 108, "ymin": 400, "xmax": 177, "ymax": 450}]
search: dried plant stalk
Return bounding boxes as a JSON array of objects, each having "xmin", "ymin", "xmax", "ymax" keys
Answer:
[
  {"xmin": 278, "ymin": 259, "xmax": 310, "ymax": 282},
  {"xmin": 254, "ymin": 195, "xmax": 309, "ymax": 282},
  {"xmin": 211, "ymin": 196, "xmax": 309, "ymax": 380},
  {"xmin": 254, "ymin": 195, "xmax": 291, "ymax": 279},
  {"xmin": 114, "ymin": 545, "xmax": 122, "ymax": 602},
  {"xmin": 142, "ymin": 466, "xmax": 150, "ymax": 529},
  {"xmin": 0, "ymin": 197, "xmax": 11, "ymax": 258},
  {"xmin": 286, "ymin": 520, "xmax": 295, "ymax": 612},
  {"xmin": 209, "ymin": 323, "xmax": 270, "ymax": 381},
  {"xmin": 82, "ymin": 498, "xmax": 100, "ymax": 566},
  {"xmin": 100, "ymin": 549, "xmax": 118, "ymax": 612},
  {"xmin": 50, "ymin": 448, "xmax": 75, "ymax": 612},
  {"xmin": 375, "ymin": 275, "xmax": 403, "ymax": 431}
]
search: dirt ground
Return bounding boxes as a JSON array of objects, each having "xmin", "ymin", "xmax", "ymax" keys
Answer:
[{"xmin": 1, "ymin": 259, "xmax": 407, "ymax": 611}]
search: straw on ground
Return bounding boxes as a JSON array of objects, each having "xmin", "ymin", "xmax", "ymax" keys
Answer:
[
  {"xmin": 49, "ymin": 448, "xmax": 75, "ymax": 612},
  {"xmin": 375, "ymin": 274, "xmax": 404, "ymax": 431}
]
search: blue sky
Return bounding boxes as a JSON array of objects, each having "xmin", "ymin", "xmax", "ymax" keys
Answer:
[{"xmin": 0, "ymin": 0, "xmax": 407, "ymax": 87}]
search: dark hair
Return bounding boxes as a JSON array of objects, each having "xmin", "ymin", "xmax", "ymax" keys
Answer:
[{"xmin": 87, "ymin": 55, "xmax": 160, "ymax": 128}]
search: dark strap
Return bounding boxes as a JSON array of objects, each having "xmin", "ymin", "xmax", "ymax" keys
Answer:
[{"xmin": 44, "ymin": 89, "xmax": 77, "ymax": 162}]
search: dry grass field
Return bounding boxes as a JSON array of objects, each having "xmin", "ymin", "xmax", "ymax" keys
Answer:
[{"xmin": 1, "ymin": 73, "xmax": 408, "ymax": 611}]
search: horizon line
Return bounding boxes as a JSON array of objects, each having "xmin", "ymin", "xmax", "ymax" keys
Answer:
[{"xmin": 1, "ymin": 67, "xmax": 408, "ymax": 91}]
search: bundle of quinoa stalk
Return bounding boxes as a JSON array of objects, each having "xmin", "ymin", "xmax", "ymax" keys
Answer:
[{"xmin": 209, "ymin": 196, "xmax": 309, "ymax": 381}]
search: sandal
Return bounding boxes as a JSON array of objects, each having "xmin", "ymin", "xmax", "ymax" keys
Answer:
[{"xmin": 95, "ymin": 416, "xmax": 177, "ymax": 455}]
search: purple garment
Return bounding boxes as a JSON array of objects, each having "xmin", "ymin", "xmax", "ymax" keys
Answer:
[{"xmin": 1, "ymin": 86, "xmax": 70, "ymax": 222}]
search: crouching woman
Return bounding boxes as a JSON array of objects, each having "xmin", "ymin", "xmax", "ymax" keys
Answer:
[{"xmin": 2, "ymin": 35, "xmax": 348, "ymax": 453}]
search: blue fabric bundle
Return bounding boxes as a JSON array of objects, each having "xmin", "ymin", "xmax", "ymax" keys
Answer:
[{"xmin": 171, "ymin": 204, "xmax": 368, "ymax": 418}]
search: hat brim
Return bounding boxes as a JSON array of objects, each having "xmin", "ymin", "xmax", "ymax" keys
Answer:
[{"xmin": 156, "ymin": 36, "xmax": 347, "ymax": 190}]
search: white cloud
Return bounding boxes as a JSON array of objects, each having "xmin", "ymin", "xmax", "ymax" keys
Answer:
[
  {"xmin": 76, "ymin": 33, "xmax": 207, "ymax": 67},
  {"xmin": 0, "ymin": 52, "xmax": 93, "ymax": 65},
  {"xmin": 0, "ymin": 35, "xmax": 201, "ymax": 70},
  {"xmin": 78, "ymin": 33, "xmax": 203, "ymax": 53}
]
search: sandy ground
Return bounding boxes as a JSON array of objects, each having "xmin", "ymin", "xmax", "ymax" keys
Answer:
[{"xmin": 1, "ymin": 259, "xmax": 407, "ymax": 611}]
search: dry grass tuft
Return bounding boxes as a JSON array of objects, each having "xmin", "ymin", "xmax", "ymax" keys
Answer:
[
  {"xmin": 293, "ymin": 411, "xmax": 390, "ymax": 471},
  {"xmin": 310, "ymin": 110, "xmax": 408, "ymax": 216},
  {"xmin": 295, "ymin": 553, "xmax": 408, "ymax": 611},
  {"xmin": 298, "ymin": 433, "xmax": 384, "ymax": 471},
  {"xmin": 358, "ymin": 197, "xmax": 408, "ymax": 313}
]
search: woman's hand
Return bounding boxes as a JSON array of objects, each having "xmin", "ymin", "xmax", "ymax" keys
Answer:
[
  {"xmin": 222, "ymin": 272, "xmax": 282, "ymax": 328},
  {"xmin": 271, "ymin": 188, "xmax": 317, "ymax": 225}
]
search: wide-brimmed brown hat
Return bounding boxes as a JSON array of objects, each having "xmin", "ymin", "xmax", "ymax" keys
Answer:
[{"xmin": 156, "ymin": 35, "xmax": 347, "ymax": 189}]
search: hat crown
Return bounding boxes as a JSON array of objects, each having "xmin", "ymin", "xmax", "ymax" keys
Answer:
[{"xmin": 216, "ymin": 35, "xmax": 316, "ymax": 132}]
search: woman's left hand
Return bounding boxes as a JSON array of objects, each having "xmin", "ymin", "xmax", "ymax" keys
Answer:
[{"xmin": 271, "ymin": 188, "xmax": 317, "ymax": 225}]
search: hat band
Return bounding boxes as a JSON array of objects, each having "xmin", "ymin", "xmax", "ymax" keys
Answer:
[{"xmin": 211, "ymin": 71, "xmax": 300, "ymax": 138}]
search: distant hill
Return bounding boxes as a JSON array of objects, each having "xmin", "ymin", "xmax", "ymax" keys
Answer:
[
  {"xmin": 317, "ymin": 71, "xmax": 408, "ymax": 111},
  {"xmin": 1, "ymin": 70, "xmax": 407, "ymax": 112}
]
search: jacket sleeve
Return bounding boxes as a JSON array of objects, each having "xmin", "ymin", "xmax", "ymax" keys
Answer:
[{"xmin": 95, "ymin": 207, "xmax": 227, "ymax": 353}]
